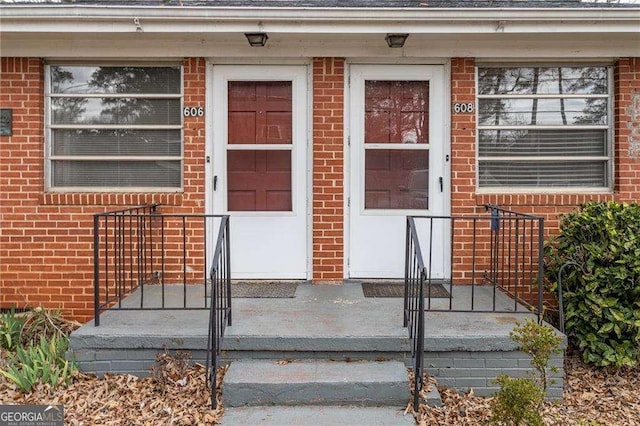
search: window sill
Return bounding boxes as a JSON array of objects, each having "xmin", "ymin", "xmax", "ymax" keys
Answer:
[
  {"xmin": 40, "ymin": 192, "xmax": 183, "ymax": 207},
  {"xmin": 475, "ymin": 192, "xmax": 615, "ymax": 207}
]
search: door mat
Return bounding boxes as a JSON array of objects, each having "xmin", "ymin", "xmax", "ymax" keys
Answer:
[
  {"xmin": 231, "ymin": 281, "xmax": 298, "ymax": 298},
  {"xmin": 362, "ymin": 282, "xmax": 450, "ymax": 298}
]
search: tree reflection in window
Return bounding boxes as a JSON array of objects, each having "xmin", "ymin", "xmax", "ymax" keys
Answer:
[
  {"xmin": 477, "ymin": 66, "xmax": 610, "ymax": 189},
  {"xmin": 48, "ymin": 65, "xmax": 182, "ymax": 189}
]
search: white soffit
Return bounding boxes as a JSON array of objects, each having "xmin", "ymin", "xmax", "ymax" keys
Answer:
[{"xmin": 1, "ymin": 6, "xmax": 639, "ymax": 58}]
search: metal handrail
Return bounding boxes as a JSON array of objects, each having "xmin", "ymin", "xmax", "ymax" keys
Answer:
[
  {"xmin": 93, "ymin": 206, "xmax": 231, "ymax": 409},
  {"xmin": 93, "ymin": 204, "xmax": 159, "ymax": 326},
  {"xmin": 205, "ymin": 215, "xmax": 232, "ymax": 409},
  {"xmin": 556, "ymin": 261, "xmax": 586, "ymax": 335},
  {"xmin": 92, "ymin": 206, "xmax": 230, "ymax": 324},
  {"xmin": 404, "ymin": 216, "xmax": 427, "ymax": 411},
  {"xmin": 406, "ymin": 208, "xmax": 545, "ymax": 317},
  {"xmin": 404, "ymin": 207, "xmax": 545, "ymax": 409}
]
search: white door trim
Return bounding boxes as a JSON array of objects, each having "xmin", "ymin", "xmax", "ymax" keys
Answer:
[
  {"xmin": 206, "ymin": 63, "xmax": 311, "ymax": 279},
  {"xmin": 345, "ymin": 63, "xmax": 451, "ymax": 279}
]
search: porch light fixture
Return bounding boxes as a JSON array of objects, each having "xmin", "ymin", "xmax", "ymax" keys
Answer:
[
  {"xmin": 245, "ymin": 32, "xmax": 269, "ymax": 47},
  {"xmin": 385, "ymin": 33, "xmax": 409, "ymax": 48}
]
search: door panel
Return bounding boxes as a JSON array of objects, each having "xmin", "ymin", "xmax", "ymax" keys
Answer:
[
  {"xmin": 227, "ymin": 150, "xmax": 292, "ymax": 211},
  {"xmin": 212, "ymin": 66, "xmax": 308, "ymax": 279},
  {"xmin": 228, "ymin": 81, "xmax": 293, "ymax": 145},
  {"xmin": 349, "ymin": 65, "xmax": 447, "ymax": 279}
]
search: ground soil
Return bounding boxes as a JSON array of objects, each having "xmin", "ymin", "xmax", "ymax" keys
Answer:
[
  {"xmin": 414, "ymin": 350, "xmax": 640, "ymax": 426},
  {"xmin": 0, "ymin": 349, "xmax": 638, "ymax": 425}
]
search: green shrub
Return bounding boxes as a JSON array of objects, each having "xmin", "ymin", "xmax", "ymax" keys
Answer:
[
  {"xmin": 490, "ymin": 375, "xmax": 544, "ymax": 426},
  {"xmin": 0, "ymin": 334, "xmax": 77, "ymax": 392},
  {"xmin": 0, "ymin": 309, "xmax": 26, "ymax": 351},
  {"xmin": 545, "ymin": 201, "xmax": 640, "ymax": 368},
  {"xmin": 510, "ymin": 319, "xmax": 563, "ymax": 396},
  {"xmin": 490, "ymin": 320, "xmax": 562, "ymax": 425}
]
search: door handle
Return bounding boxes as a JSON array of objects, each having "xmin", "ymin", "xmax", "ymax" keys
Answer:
[
  {"xmin": 214, "ymin": 175, "xmax": 218, "ymax": 191},
  {"xmin": 439, "ymin": 177, "xmax": 443, "ymax": 192}
]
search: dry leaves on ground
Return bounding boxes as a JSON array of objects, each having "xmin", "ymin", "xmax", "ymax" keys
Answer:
[
  {"xmin": 413, "ymin": 352, "xmax": 640, "ymax": 426},
  {"xmin": 541, "ymin": 354, "xmax": 640, "ymax": 426},
  {"xmin": 1, "ymin": 348, "xmax": 639, "ymax": 425},
  {"xmin": 0, "ymin": 357, "xmax": 227, "ymax": 426}
]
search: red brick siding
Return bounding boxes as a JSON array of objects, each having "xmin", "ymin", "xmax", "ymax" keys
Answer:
[
  {"xmin": 2, "ymin": 55, "xmax": 639, "ymax": 320},
  {"xmin": 312, "ymin": 58, "xmax": 345, "ymax": 282},
  {"xmin": 449, "ymin": 58, "xmax": 640, "ymax": 290},
  {"xmin": 450, "ymin": 58, "xmax": 478, "ymax": 216},
  {"xmin": 0, "ymin": 58, "xmax": 206, "ymax": 322},
  {"xmin": 471, "ymin": 58, "xmax": 640, "ymax": 232},
  {"xmin": 614, "ymin": 57, "xmax": 640, "ymax": 200}
]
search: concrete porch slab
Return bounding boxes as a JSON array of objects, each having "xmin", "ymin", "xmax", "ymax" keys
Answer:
[
  {"xmin": 73, "ymin": 282, "xmax": 537, "ymax": 352},
  {"xmin": 69, "ymin": 281, "xmax": 565, "ymax": 398}
]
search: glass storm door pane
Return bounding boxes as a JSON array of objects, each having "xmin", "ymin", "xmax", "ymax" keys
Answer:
[
  {"xmin": 227, "ymin": 81, "xmax": 293, "ymax": 211},
  {"xmin": 365, "ymin": 150, "xmax": 429, "ymax": 209},
  {"xmin": 364, "ymin": 80, "xmax": 430, "ymax": 210}
]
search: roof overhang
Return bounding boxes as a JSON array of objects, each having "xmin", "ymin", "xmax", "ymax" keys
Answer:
[{"xmin": 1, "ymin": 6, "xmax": 639, "ymax": 58}]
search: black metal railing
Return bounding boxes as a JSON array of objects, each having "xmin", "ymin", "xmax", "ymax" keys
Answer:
[
  {"xmin": 205, "ymin": 215, "xmax": 231, "ymax": 409},
  {"xmin": 404, "ymin": 216, "xmax": 427, "ymax": 412},
  {"xmin": 92, "ymin": 205, "xmax": 231, "ymax": 325},
  {"xmin": 404, "ymin": 205, "xmax": 545, "ymax": 410},
  {"xmin": 93, "ymin": 205, "xmax": 231, "ymax": 409}
]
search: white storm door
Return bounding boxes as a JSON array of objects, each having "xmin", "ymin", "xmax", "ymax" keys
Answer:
[
  {"xmin": 348, "ymin": 65, "xmax": 447, "ymax": 279},
  {"xmin": 212, "ymin": 65, "xmax": 308, "ymax": 279}
]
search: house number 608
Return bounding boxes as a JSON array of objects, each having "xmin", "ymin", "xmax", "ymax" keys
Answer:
[
  {"xmin": 453, "ymin": 103, "xmax": 474, "ymax": 113},
  {"xmin": 183, "ymin": 107, "xmax": 204, "ymax": 117}
]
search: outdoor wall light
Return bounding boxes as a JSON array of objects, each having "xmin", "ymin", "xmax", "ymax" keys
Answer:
[
  {"xmin": 245, "ymin": 32, "xmax": 269, "ymax": 47},
  {"xmin": 385, "ymin": 33, "xmax": 409, "ymax": 48}
]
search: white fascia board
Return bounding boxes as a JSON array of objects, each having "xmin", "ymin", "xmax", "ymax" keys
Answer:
[{"xmin": 1, "ymin": 6, "xmax": 639, "ymax": 35}]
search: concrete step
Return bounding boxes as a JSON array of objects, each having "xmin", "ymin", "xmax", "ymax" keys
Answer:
[
  {"xmin": 223, "ymin": 359, "xmax": 411, "ymax": 407},
  {"xmin": 418, "ymin": 380, "xmax": 443, "ymax": 407},
  {"xmin": 222, "ymin": 405, "xmax": 416, "ymax": 425}
]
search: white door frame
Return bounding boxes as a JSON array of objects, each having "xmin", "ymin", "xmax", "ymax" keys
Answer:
[
  {"xmin": 345, "ymin": 62, "xmax": 452, "ymax": 279},
  {"xmin": 205, "ymin": 63, "xmax": 312, "ymax": 279}
]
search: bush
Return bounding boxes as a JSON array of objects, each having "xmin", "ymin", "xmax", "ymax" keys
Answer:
[
  {"xmin": 0, "ymin": 334, "xmax": 77, "ymax": 392},
  {"xmin": 20, "ymin": 307, "xmax": 78, "ymax": 347},
  {"xmin": 0, "ymin": 308, "xmax": 79, "ymax": 392},
  {"xmin": 510, "ymin": 319, "xmax": 563, "ymax": 396},
  {"xmin": 490, "ymin": 320, "xmax": 562, "ymax": 425},
  {"xmin": 545, "ymin": 201, "xmax": 640, "ymax": 368},
  {"xmin": 0, "ymin": 309, "xmax": 26, "ymax": 351},
  {"xmin": 490, "ymin": 375, "xmax": 544, "ymax": 426}
]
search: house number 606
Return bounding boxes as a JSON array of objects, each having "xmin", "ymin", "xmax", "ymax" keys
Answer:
[
  {"xmin": 183, "ymin": 106, "xmax": 204, "ymax": 117},
  {"xmin": 453, "ymin": 103, "xmax": 474, "ymax": 113}
]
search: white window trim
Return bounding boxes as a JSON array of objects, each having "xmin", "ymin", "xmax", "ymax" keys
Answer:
[
  {"xmin": 475, "ymin": 64, "xmax": 614, "ymax": 194},
  {"xmin": 44, "ymin": 63, "xmax": 184, "ymax": 192}
]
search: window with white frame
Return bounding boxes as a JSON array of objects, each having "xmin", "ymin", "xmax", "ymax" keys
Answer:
[
  {"xmin": 476, "ymin": 65, "xmax": 611, "ymax": 190},
  {"xmin": 46, "ymin": 64, "xmax": 182, "ymax": 190}
]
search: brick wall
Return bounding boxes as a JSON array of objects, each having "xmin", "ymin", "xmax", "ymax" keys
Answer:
[
  {"xmin": 615, "ymin": 57, "xmax": 640, "ymax": 200},
  {"xmin": 450, "ymin": 58, "xmax": 640, "ymax": 229},
  {"xmin": 0, "ymin": 57, "xmax": 206, "ymax": 322},
  {"xmin": 312, "ymin": 58, "xmax": 345, "ymax": 283},
  {"xmin": 450, "ymin": 58, "xmax": 478, "ymax": 216},
  {"xmin": 425, "ymin": 351, "xmax": 564, "ymax": 399},
  {"xmin": 448, "ymin": 57, "xmax": 640, "ymax": 289},
  {"xmin": 2, "ymin": 55, "xmax": 639, "ymax": 320}
]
